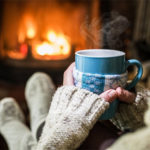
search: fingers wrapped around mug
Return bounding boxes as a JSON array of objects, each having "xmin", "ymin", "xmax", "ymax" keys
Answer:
[
  {"xmin": 116, "ymin": 87, "xmax": 136, "ymax": 103},
  {"xmin": 100, "ymin": 89, "xmax": 118, "ymax": 103}
]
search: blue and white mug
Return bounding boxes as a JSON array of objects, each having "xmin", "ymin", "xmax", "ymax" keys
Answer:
[{"xmin": 73, "ymin": 49, "xmax": 143, "ymax": 120}]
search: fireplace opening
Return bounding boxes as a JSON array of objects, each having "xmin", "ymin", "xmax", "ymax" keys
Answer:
[
  {"xmin": 1, "ymin": 1, "xmax": 79, "ymax": 62},
  {"xmin": 0, "ymin": 0, "xmax": 102, "ymax": 83}
]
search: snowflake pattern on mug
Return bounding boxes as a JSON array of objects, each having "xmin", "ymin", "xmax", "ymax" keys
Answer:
[
  {"xmin": 73, "ymin": 67, "xmax": 128, "ymax": 94},
  {"xmin": 104, "ymin": 73, "xmax": 127, "ymax": 91}
]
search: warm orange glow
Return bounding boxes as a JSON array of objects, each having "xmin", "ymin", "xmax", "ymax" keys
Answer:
[
  {"xmin": 56, "ymin": 35, "xmax": 70, "ymax": 55},
  {"xmin": 18, "ymin": 31, "xmax": 26, "ymax": 43},
  {"xmin": 32, "ymin": 31, "xmax": 71, "ymax": 60},
  {"xmin": 7, "ymin": 51, "xmax": 26, "ymax": 59},
  {"xmin": 25, "ymin": 16, "xmax": 36, "ymax": 39},
  {"xmin": 7, "ymin": 44, "xmax": 28, "ymax": 59},
  {"xmin": 17, "ymin": 15, "xmax": 36, "ymax": 43},
  {"xmin": 27, "ymin": 27, "xmax": 36, "ymax": 39},
  {"xmin": 4, "ymin": 1, "xmax": 97, "ymax": 61},
  {"xmin": 47, "ymin": 31, "xmax": 57, "ymax": 43},
  {"xmin": 36, "ymin": 42, "xmax": 54, "ymax": 55}
]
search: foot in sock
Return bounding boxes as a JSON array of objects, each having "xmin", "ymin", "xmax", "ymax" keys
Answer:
[
  {"xmin": 0, "ymin": 97, "xmax": 37, "ymax": 150},
  {"xmin": 25, "ymin": 72, "xmax": 56, "ymax": 140},
  {"xmin": 0, "ymin": 97, "xmax": 25, "ymax": 127}
]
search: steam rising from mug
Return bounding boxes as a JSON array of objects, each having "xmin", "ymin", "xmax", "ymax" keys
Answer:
[{"xmin": 80, "ymin": 11, "xmax": 129, "ymax": 50}]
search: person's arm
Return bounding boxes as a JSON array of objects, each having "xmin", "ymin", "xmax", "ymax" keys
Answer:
[
  {"xmin": 64, "ymin": 62, "xmax": 145, "ymax": 132},
  {"xmin": 37, "ymin": 85, "xmax": 111, "ymax": 150},
  {"xmin": 107, "ymin": 97, "xmax": 150, "ymax": 150},
  {"xmin": 36, "ymin": 62, "xmax": 119, "ymax": 150},
  {"xmin": 37, "ymin": 62, "xmax": 138, "ymax": 150}
]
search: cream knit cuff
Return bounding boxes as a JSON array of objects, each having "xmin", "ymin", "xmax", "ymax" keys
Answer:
[
  {"xmin": 110, "ymin": 86, "xmax": 150, "ymax": 131},
  {"xmin": 107, "ymin": 91, "xmax": 150, "ymax": 150}
]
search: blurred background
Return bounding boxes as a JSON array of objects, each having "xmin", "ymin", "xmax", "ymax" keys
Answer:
[{"xmin": 0, "ymin": 0, "xmax": 150, "ymax": 149}]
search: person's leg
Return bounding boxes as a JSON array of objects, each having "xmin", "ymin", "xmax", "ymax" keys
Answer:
[
  {"xmin": 0, "ymin": 97, "xmax": 37, "ymax": 150},
  {"xmin": 25, "ymin": 72, "xmax": 55, "ymax": 140},
  {"xmin": 78, "ymin": 121, "xmax": 120, "ymax": 150}
]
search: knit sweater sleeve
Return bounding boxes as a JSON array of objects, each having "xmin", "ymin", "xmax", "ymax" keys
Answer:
[
  {"xmin": 37, "ymin": 85, "xmax": 109, "ymax": 150},
  {"xmin": 110, "ymin": 86, "xmax": 150, "ymax": 131}
]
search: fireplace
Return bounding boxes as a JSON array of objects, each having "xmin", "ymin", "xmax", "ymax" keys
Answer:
[
  {"xmin": 0, "ymin": 0, "xmax": 103, "ymax": 83},
  {"xmin": 0, "ymin": 0, "xmax": 101, "ymax": 63}
]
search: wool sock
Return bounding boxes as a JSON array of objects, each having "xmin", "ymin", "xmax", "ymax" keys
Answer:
[
  {"xmin": 25, "ymin": 72, "xmax": 55, "ymax": 140},
  {"xmin": 0, "ymin": 97, "xmax": 37, "ymax": 150}
]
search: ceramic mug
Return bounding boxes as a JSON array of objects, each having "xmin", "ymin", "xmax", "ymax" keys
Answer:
[{"xmin": 73, "ymin": 49, "xmax": 143, "ymax": 120}]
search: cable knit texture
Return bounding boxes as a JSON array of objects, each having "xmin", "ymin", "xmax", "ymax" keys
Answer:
[
  {"xmin": 110, "ymin": 86, "xmax": 150, "ymax": 131},
  {"xmin": 25, "ymin": 72, "xmax": 55, "ymax": 139},
  {"xmin": 36, "ymin": 86, "xmax": 109, "ymax": 150}
]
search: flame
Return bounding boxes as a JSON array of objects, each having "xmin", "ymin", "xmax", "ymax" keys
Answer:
[
  {"xmin": 47, "ymin": 31, "xmax": 57, "ymax": 43},
  {"xmin": 33, "ymin": 31, "xmax": 71, "ymax": 60},
  {"xmin": 25, "ymin": 16, "xmax": 36, "ymax": 39},
  {"xmin": 36, "ymin": 42, "xmax": 54, "ymax": 56},
  {"xmin": 27, "ymin": 27, "xmax": 36, "ymax": 39},
  {"xmin": 18, "ymin": 15, "xmax": 36, "ymax": 42}
]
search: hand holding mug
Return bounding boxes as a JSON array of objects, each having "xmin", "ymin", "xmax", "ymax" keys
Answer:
[
  {"xmin": 63, "ymin": 62, "xmax": 136, "ymax": 104},
  {"xmin": 73, "ymin": 49, "xmax": 143, "ymax": 120}
]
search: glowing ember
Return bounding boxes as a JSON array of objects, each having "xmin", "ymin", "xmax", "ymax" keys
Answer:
[
  {"xmin": 20, "ymin": 44, "xmax": 28, "ymax": 55},
  {"xmin": 7, "ymin": 43, "xmax": 28, "ymax": 59},
  {"xmin": 36, "ymin": 42, "xmax": 54, "ymax": 55}
]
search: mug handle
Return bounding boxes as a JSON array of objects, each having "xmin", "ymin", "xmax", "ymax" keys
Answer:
[{"xmin": 125, "ymin": 59, "xmax": 143, "ymax": 90}]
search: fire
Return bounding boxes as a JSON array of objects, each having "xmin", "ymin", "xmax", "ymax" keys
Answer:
[
  {"xmin": 47, "ymin": 31, "xmax": 57, "ymax": 43},
  {"xmin": 27, "ymin": 27, "xmax": 36, "ymax": 39},
  {"xmin": 9, "ymin": 15, "xmax": 71, "ymax": 60},
  {"xmin": 18, "ymin": 16, "xmax": 36, "ymax": 42},
  {"xmin": 7, "ymin": 43, "xmax": 28, "ymax": 59},
  {"xmin": 32, "ymin": 31, "xmax": 71, "ymax": 60},
  {"xmin": 25, "ymin": 17, "xmax": 36, "ymax": 39},
  {"xmin": 36, "ymin": 42, "xmax": 58, "ymax": 56}
]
